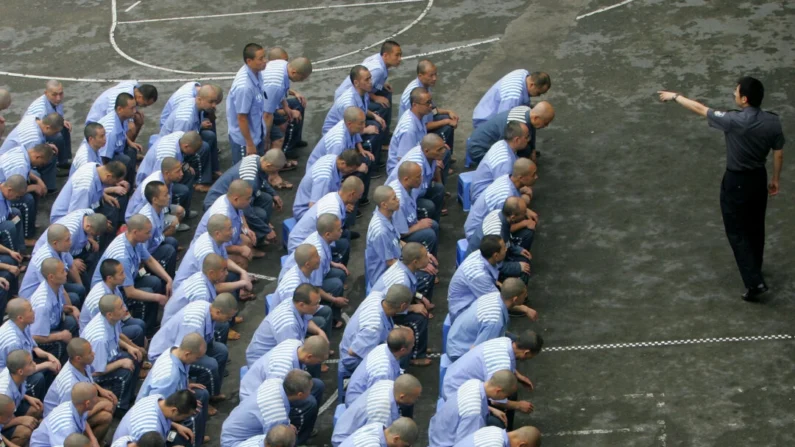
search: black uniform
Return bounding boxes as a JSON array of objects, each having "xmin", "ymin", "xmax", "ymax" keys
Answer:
[{"xmin": 706, "ymin": 107, "xmax": 785, "ymax": 289}]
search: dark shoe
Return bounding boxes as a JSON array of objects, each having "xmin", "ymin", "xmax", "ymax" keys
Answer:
[
  {"xmin": 355, "ymin": 209, "xmax": 363, "ymax": 219},
  {"xmin": 358, "ymin": 198, "xmax": 370, "ymax": 207},
  {"xmin": 57, "ymin": 162, "xmax": 72, "ymax": 168},
  {"xmin": 508, "ymin": 309, "xmax": 526, "ymax": 318},
  {"xmin": 370, "ymin": 172, "xmax": 383, "ymax": 180},
  {"xmin": 294, "ymin": 140, "xmax": 309, "ymax": 148},
  {"xmin": 349, "ymin": 231, "xmax": 361, "ymax": 240},
  {"xmin": 742, "ymin": 283, "xmax": 768, "ymax": 302}
]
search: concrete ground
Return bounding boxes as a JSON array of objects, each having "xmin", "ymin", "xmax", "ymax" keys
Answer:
[{"xmin": 1, "ymin": 0, "xmax": 794, "ymax": 446}]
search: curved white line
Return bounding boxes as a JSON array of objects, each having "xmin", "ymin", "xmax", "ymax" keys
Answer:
[
  {"xmin": 0, "ymin": 37, "xmax": 500, "ymax": 83},
  {"xmin": 314, "ymin": 0, "xmax": 434, "ymax": 64},
  {"xmin": 576, "ymin": 0, "xmax": 637, "ymax": 20}
]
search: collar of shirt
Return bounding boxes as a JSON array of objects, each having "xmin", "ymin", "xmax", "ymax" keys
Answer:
[
  {"xmin": 169, "ymin": 349, "xmax": 190, "ymax": 388},
  {"xmin": 246, "ymin": 66, "xmax": 263, "ymax": 91},
  {"xmin": 11, "ymin": 322, "xmax": 36, "ymax": 350},
  {"xmin": 69, "ymin": 403, "xmax": 89, "ymax": 432},
  {"xmin": 396, "ymin": 262, "xmax": 417, "ymax": 289},
  {"xmin": 374, "ymin": 209, "xmax": 399, "ymax": 236},
  {"xmin": 101, "ymin": 316, "xmax": 121, "ymax": 348},
  {"xmin": 67, "ymin": 361, "xmax": 95, "ymax": 384},
  {"xmin": 290, "ymin": 301, "xmax": 313, "ymax": 328}
]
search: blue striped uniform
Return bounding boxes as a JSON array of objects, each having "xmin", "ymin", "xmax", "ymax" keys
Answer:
[
  {"xmin": 160, "ymin": 82, "xmax": 200, "ymax": 127},
  {"xmin": 467, "ymin": 210, "xmax": 523, "ymax": 261},
  {"xmin": 86, "ymin": 81, "xmax": 137, "ymax": 124},
  {"xmin": 338, "ymin": 423, "xmax": 388, "ymax": 447},
  {"xmin": 0, "ymin": 320, "xmax": 37, "ymax": 369},
  {"xmin": 136, "ymin": 348, "xmax": 188, "ymax": 402},
  {"xmin": 139, "ymin": 203, "xmax": 166, "ymax": 253},
  {"xmin": 335, "ymin": 53, "xmax": 388, "ymax": 99},
  {"xmin": 160, "ymin": 94, "xmax": 200, "ymax": 136},
  {"xmin": 127, "ymin": 170, "xmax": 173, "ymax": 220},
  {"xmin": 111, "ymin": 435, "xmax": 137, "ymax": 447},
  {"xmin": 148, "ymin": 301, "xmax": 214, "ymax": 362},
  {"xmin": 447, "ymin": 250, "xmax": 500, "ymax": 322},
  {"xmin": 308, "ymin": 119, "xmax": 362, "ymax": 167},
  {"xmin": 272, "ymin": 265, "xmax": 315, "ymax": 309},
  {"xmin": 96, "ymin": 110, "xmax": 130, "ymax": 159},
  {"xmin": 193, "ymin": 195, "xmax": 244, "ymax": 246},
  {"xmin": 331, "ymin": 379, "xmax": 398, "ymax": 447},
  {"xmin": 472, "ymin": 70, "xmax": 530, "ymax": 127},
  {"xmin": 51, "ymin": 162, "xmax": 105, "ymax": 223},
  {"xmin": 371, "ymin": 261, "xmax": 416, "ymax": 296},
  {"xmin": 25, "ymin": 94, "xmax": 63, "ymax": 119},
  {"xmin": 454, "ymin": 426, "xmax": 510, "ymax": 447},
  {"xmin": 261, "ymin": 60, "xmax": 290, "ymax": 114},
  {"xmin": 0, "ymin": 368, "xmax": 26, "ymax": 408},
  {"xmin": 464, "ymin": 174, "xmax": 520, "ymax": 238},
  {"xmin": 364, "ymin": 209, "xmax": 401, "ymax": 289},
  {"xmin": 136, "ymin": 131, "xmax": 185, "ymax": 185},
  {"xmin": 0, "ymin": 146, "xmax": 32, "ymax": 182},
  {"xmin": 442, "ymin": 337, "xmax": 514, "ymax": 400},
  {"xmin": 339, "ymin": 292, "xmax": 394, "ymax": 369},
  {"xmin": 0, "ymin": 115, "xmax": 45, "ymax": 154},
  {"xmin": 226, "ymin": 65, "xmax": 265, "ymax": 146},
  {"xmin": 29, "ymin": 400, "xmax": 88, "ymax": 447},
  {"xmin": 245, "ymin": 300, "xmax": 311, "ymax": 367},
  {"xmin": 220, "ymin": 378, "xmax": 290, "ymax": 446},
  {"xmin": 81, "ymin": 313, "xmax": 121, "ymax": 373},
  {"xmin": 280, "ymin": 232, "xmax": 331, "ymax": 288},
  {"xmin": 161, "ymin": 271, "xmax": 216, "ymax": 324},
  {"xmin": 173, "ymin": 232, "xmax": 227, "ymax": 291},
  {"xmin": 386, "ymin": 144, "xmax": 434, "ymax": 200},
  {"xmin": 70, "ymin": 139, "xmax": 101, "ymax": 176},
  {"xmin": 34, "ymin": 209, "xmax": 93, "ymax": 257},
  {"xmin": 470, "ymin": 141, "xmax": 517, "ymax": 203},
  {"xmin": 447, "ymin": 292, "xmax": 508, "ymax": 360},
  {"xmin": 287, "ymin": 192, "xmax": 345, "ymax": 253},
  {"xmin": 112, "ymin": 394, "xmax": 171, "ymax": 442},
  {"xmin": 322, "ymin": 87, "xmax": 369, "ymax": 134},
  {"xmin": 29, "ymin": 281, "xmax": 64, "ymax": 337},
  {"xmin": 399, "ymin": 77, "xmax": 434, "ymax": 126},
  {"xmin": 345, "ymin": 343, "xmax": 401, "ymax": 405},
  {"xmin": 294, "ymin": 154, "xmax": 342, "ymax": 221},
  {"xmin": 237, "ymin": 435, "xmax": 267, "ymax": 447},
  {"xmin": 429, "ymin": 379, "xmax": 488, "ymax": 446},
  {"xmin": 386, "ymin": 179, "xmax": 417, "ymax": 235},
  {"xmin": 204, "ymin": 154, "xmax": 276, "ymax": 212},
  {"xmin": 19, "ymin": 243, "xmax": 72, "ymax": 299},
  {"xmin": 387, "ymin": 111, "xmax": 426, "ymax": 173},
  {"xmin": 90, "ymin": 233, "xmax": 151, "ymax": 287},
  {"xmin": 43, "ymin": 361, "xmax": 94, "ymax": 415},
  {"xmin": 239, "ymin": 339, "xmax": 302, "ymax": 401},
  {"xmin": 0, "ymin": 195, "xmax": 10, "ymax": 224}
]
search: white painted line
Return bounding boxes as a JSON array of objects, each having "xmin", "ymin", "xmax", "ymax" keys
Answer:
[
  {"xmin": 118, "ymin": 0, "xmax": 424, "ymax": 25},
  {"xmin": 318, "ymin": 388, "xmax": 339, "ymax": 415},
  {"xmin": 576, "ymin": 0, "xmax": 637, "ymax": 20},
  {"xmin": 247, "ymin": 272, "xmax": 277, "ymax": 281},
  {"xmin": 0, "ymin": 37, "xmax": 499, "ymax": 82},
  {"xmin": 546, "ymin": 424, "xmax": 653, "ymax": 437},
  {"xmin": 315, "ymin": 0, "xmax": 434, "ymax": 64},
  {"xmin": 124, "ymin": 1, "xmax": 141, "ymax": 13},
  {"xmin": 545, "ymin": 334, "xmax": 793, "ymax": 352}
]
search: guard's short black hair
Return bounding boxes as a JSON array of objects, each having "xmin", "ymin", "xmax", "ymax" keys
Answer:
[
  {"xmin": 84, "ymin": 122, "xmax": 104, "ymax": 140},
  {"xmin": 115, "ymin": 92, "xmax": 135, "ymax": 110},
  {"xmin": 144, "ymin": 180, "xmax": 166, "ymax": 204},
  {"xmin": 737, "ymin": 76, "xmax": 764, "ymax": 107},
  {"xmin": 515, "ymin": 330, "xmax": 544, "ymax": 354},
  {"xmin": 104, "ymin": 160, "xmax": 127, "ymax": 179},
  {"xmin": 100, "ymin": 259, "xmax": 121, "ymax": 282},
  {"xmin": 380, "ymin": 40, "xmax": 401, "ymax": 55},
  {"xmin": 339, "ymin": 149, "xmax": 362, "ymax": 167},
  {"xmin": 138, "ymin": 84, "xmax": 158, "ymax": 102},
  {"xmin": 244, "ymin": 43, "xmax": 264, "ymax": 62},
  {"xmin": 480, "ymin": 234, "xmax": 504, "ymax": 259},
  {"xmin": 164, "ymin": 390, "xmax": 198, "ymax": 415}
]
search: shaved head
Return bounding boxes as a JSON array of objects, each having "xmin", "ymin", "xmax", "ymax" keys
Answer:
[
  {"xmin": 501, "ymin": 277, "xmax": 526, "ymax": 301},
  {"xmin": 397, "ymin": 160, "xmax": 420, "ymax": 180},
  {"xmin": 212, "ymin": 293, "xmax": 238, "ymax": 315},
  {"xmin": 343, "ymin": 106, "xmax": 365, "ymax": 123},
  {"xmin": 41, "ymin": 257, "xmax": 63, "ymax": 277},
  {"xmin": 198, "ymin": 84, "xmax": 223, "ymax": 102},
  {"xmin": 416, "ymin": 59, "xmax": 435, "ymax": 75},
  {"xmin": 45, "ymin": 79, "xmax": 62, "ymax": 91},
  {"xmin": 373, "ymin": 185, "xmax": 394, "ymax": 205},
  {"xmin": 179, "ymin": 333, "xmax": 206, "ymax": 354},
  {"xmin": 340, "ymin": 176, "xmax": 364, "ymax": 194},
  {"xmin": 228, "ymin": 179, "xmax": 253, "ymax": 197},
  {"xmin": 302, "ymin": 336, "xmax": 330, "ymax": 358},
  {"xmin": 98, "ymin": 294, "xmax": 122, "ymax": 315},
  {"xmin": 316, "ymin": 213, "xmax": 340, "ymax": 234},
  {"xmin": 489, "ymin": 370, "xmax": 519, "ymax": 394},
  {"xmin": 503, "ymin": 196, "xmax": 525, "ymax": 217},
  {"xmin": 6, "ymin": 350, "xmax": 31, "ymax": 374},
  {"xmin": 512, "ymin": 158, "xmax": 535, "ymax": 177},
  {"xmin": 294, "ymin": 244, "xmax": 318, "ymax": 266},
  {"xmin": 3, "ymin": 174, "xmax": 27, "ymax": 195},
  {"xmin": 71, "ymin": 382, "xmax": 97, "ymax": 404},
  {"xmin": 67, "ymin": 337, "xmax": 92, "ymax": 359},
  {"xmin": 512, "ymin": 426, "xmax": 542, "ymax": 447},
  {"xmin": 0, "ymin": 395, "xmax": 15, "ymax": 417},
  {"xmin": 64, "ymin": 433, "xmax": 91, "ymax": 447},
  {"xmin": 267, "ymin": 47, "xmax": 288, "ymax": 61},
  {"xmin": 127, "ymin": 214, "xmax": 151, "ymax": 232},
  {"xmin": 207, "ymin": 214, "xmax": 231, "ymax": 233},
  {"xmin": 420, "ymin": 133, "xmax": 444, "ymax": 152},
  {"xmin": 289, "ymin": 57, "xmax": 313, "ymax": 79},
  {"xmin": 262, "ymin": 148, "xmax": 287, "ymax": 168},
  {"xmin": 387, "ymin": 417, "xmax": 419, "ymax": 445},
  {"xmin": 266, "ymin": 425, "xmax": 296, "ymax": 447},
  {"xmin": 401, "ymin": 242, "xmax": 426, "ymax": 265},
  {"xmin": 202, "ymin": 253, "xmax": 225, "ymax": 273},
  {"xmin": 394, "ymin": 374, "xmax": 422, "ymax": 397},
  {"xmin": 85, "ymin": 213, "xmax": 108, "ymax": 233},
  {"xmin": 6, "ymin": 299, "xmax": 30, "ymax": 320},
  {"xmin": 530, "ymin": 101, "xmax": 555, "ymax": 127},
  {"xmin": 161, "ymin": 156, "xmax": 181, "ymax": 172},
  {"xmin": 47, "ymin": 224, "xmax": 70, "ymax": 244},
  {"xmin": 383, "ymin": 284, "xmax": 413, "ymax": 309},
  {"xmin": 179, "ymin": 131, "xmax": 203, "ymax": 150},
  {"xmin": 0, "ymin": 89, "xmax": 10, "ymax": 110}
]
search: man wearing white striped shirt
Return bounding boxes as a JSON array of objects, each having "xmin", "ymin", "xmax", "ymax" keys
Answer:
[
  {"xmin": 293, "ymin": 150, "xmax": 361, "ymax": 222},
  {"xmin": 29, "ymin": 382, "xmax": 98, "ymax": 447},
  {"xmin": 345, "ymin": 327, "xmax": 413, "ymax": 405},
  {"xmin": 0, "ymin": 113, "xmax": 62, "ymax": 193},
  {"xmin": 0, "ymin": 143, "xmax": 52, "ymax": 244},
  {"xmin": 470, "ymin": 122, "xmax": 528, "ymax": 204},
  {"xmin": 453, "ymin": 426, "xmax": 542, "ymax": 447},
  {"xmin": 472, "ymin": 70, "xmax": 551, "ymax": 128},
  {"xmin": 447, "ymin": 236, "xmax": 505, "ymax": 322},
  {"xmin": 387, "ymin": 87, "xmax": 430, "ymax": 174},
  {"xmin": 112, "ymin": 391, "xmax": 198, "ymax": 445},
  {"xmin": 399, "ymin": 60, "xmax": 459, "ymax": 152},
  {"xmin": 24, "ymin": 81, "xmax": 72, "ymax": 171},
  {"xmin": 226, "ymin": 44, "xmax": 267, "ymax": 165},
  {"xmin": 338, "ymin": 418, "xmax": 419, "ymax": 447}
]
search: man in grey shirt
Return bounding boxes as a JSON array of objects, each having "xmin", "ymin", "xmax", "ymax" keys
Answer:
[{"xmin": 658, "ymin": 77, "xmax": 785, "ymax": 301}]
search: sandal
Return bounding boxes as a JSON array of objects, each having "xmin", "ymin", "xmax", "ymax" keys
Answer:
[
  {"xmin": 333, "ymin": 320, "xmax": 345, "ymax": 329},
  {"xmin": 208, "ymin": 406, "xmax": 218, "ymax": 417},
  {"xmin": 228, "ymin": 329, "xmax": 242, "ymax": 340},
  {"xmin": 279, "ymin": 160, "xmax": 298, "ymax": 172},
  {"xmin": 441, "ymin": 208, "xmax": 449, "ymax": 217},
  {"xmin": 321, "ymin": 364, "xmax": 330, "ymax": 373},
  {"xmin": 234, "ymin": 316, "xmax": 244, "ymax": 324},
  {"xmin": 141, "ymin": 361, "xmax": 152, "ymax": 370},
  {"xmin": 271, "ymin": 180, "xmax": 293, "ymax": 190}
]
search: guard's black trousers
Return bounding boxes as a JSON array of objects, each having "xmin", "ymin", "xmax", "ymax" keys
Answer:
[{"xmin": 720, "ymin": 168, "xmax": 767, "ymax": 289}]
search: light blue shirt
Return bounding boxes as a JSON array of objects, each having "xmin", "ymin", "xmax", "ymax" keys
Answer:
[
  {"xmin": 226, "ymin": 65, "xmax": 265, "ymax": 146},
  {"xmin": 386, "ymin": 144, "xmax": 434, "ymax": 200},
  {"xmin": 287, "ymin": 192, "xmax": 345, "ymax": 252},
  {"xmin": 387, "ymin": 111, "xmax": 426, "ymax": 173},
  {"xmin": 339, "ymin": 292, "xmax": 393, "ymax": 368},
  {"xmin": 470, "ymin": 140, "xmax": 517, "ymax": 203},
  {"xmin": 429, "ymin": 379, "xmax": 488, "ymax": 447},
  {"xmin": 0, "ymin": 320, "xmax": 37, "ymax": 369},
  {"xmin": 160, "ymin": 96, "xmax": 200, "ymax": 136},
  {"xmin": 25, "ymin": 94, "xmax": 64, "ymax": 119},
  {"xmin": 322, "ymin": 87, "xmax": 369, "ymax": 134},
  {"xmin": 293, "ymin": 154, "xmax": 342, "ymax": 221},
  {"xmin": 50, "ymin": 163, "xmax": 105, "ymax": 223},
  {"xmin": 386, "ymin": 179, "xmax": 417, "ymax": 235},
  {"xmin": 29, "ymin": 281, "xmax": 64, "ymax": 337},
  {"xmin": 239, "ymin": 339, "xmax": 302, "ymax": 401},
  {"xmin": 338, "ymin": 423, "xmax": 388, "ymax": 447},
  {"xmin": 29, "ymin": 401, "xmax": 88, "ymax": 447},
  {"xmin": 472, "ymin": 69, "xmax": 529, "ymax": 128},
  {"xmin": 398, "ymin": 77, "xmax": 434, "ymax": 126},
  {"xmin": 0, "ymin": 146, "xmax": 32, "ymax": 182},
  {"xmin": 371, "ymin": 261, "xmax": 416, "ymax": 297},
  {"xmin": 271, "ymin": 265, "xmax": 315, "ymax": 310},
  {"xmin": 204, "ymin": 155, "xmax": 278, "ymax": 212},
  {"xmin": 96, "ymin": 110, "xmax": 129, "ymax": 159},
  {"xmin": 346, "ymin": 344, "xmax": 401, "ymax": 405},
  {"xmin": 220, "ymin": 379, "xmax": 290, "ymax": 446},
  {"xmin": 261, "ymin": 59, "xmax": 290, "ymax": 114},
  {"xmin": 464, "ymin": 174, "xmax": 520, "ymax": 238},
  {"xmin": 81, "ymin": 313, "xmax": 122, "ymax": 373},
  {"xmin": 19, "ymin": 243, "xmax": 72, "ymax": 299},
  {"xmin": 452, "ymin": 426, "xmax": 510, "ymax": 447},
  {"xmin": 447, "ymin": 250, "xmax": 500, "ymax": 322},
  {"xmin": 308, "ymin": 119, "xmax": 362, "ymax": 167},
  {"xmin": 139, "ymin": 203, "xmax": 166, "ymax": 253},
  {"xmin": 335, "ymin": 53, "xmax": 388, "ymax": 99},
  {"xmin": 86, "ymin": 81, "xmax": 137, "ymax": 124},
  {"xmin": 161, "ymin": 271, "xmax": 216, "ymax": 324},
  {"xmin": 112, "ymin": 394, "xmax": 171, "ymax": 443},
  {"xmin": 173, "ymin": 232, "xmax": 227, "ymax": 291},
  {"xmin": 136, "ymin": 348, "xmax": 188, "ymax": 402},
  {"xmin": 127, "ymin": 170, "xmax": 173, "ymax": 220},
  {"xmin": 280, "ymin": 232, "xmax": 331, "ymax": 288},
  {"xmin": 160, "ymin": 82, "xmax": 199, "ymax": 127},
  {"xmin": 91, "ymin": 233, "xmax": 151, "ymax": 287},
  {"xmin": 442, "ymin": 337, "xmax": 514, "ymax": 400},
  {"xmin": 70, "ymin": 140, "xmax": 101, "ymax": 176},
  {"xmin": 447, "ymin": 292, "xmax": 508, "ymax": 360},
  {"xmin": 149, "ymin": 301, "xmax": 215, "ymax": 362},
  {"xmin": 0, "ymin": 115, "xmax": 45, "ymax": 154},
  {"xmin": 0, "ymin": 368, "xmax": 26, "ymax": 408},
  {"xmin": 364, "ymin": 210, "xmax": 401, "ymax": 289},
  {"xmin": 35, "ymin": 209, "xmax": 93, "ymax": 258},
  {"xmin": 194, "ymin": 195, "xmax": 244, "ymax": 247},
  {"xmin": 245, "ymin": 300, "xmax": 311, "ymax": 367},
  {"xmin": 331, "ymin": 380, "xmax": 398, "ymax": 447},
  {"xmin": 136, "ymin": 131, "xmax": 185, "ymax": 185},
  {"xmin": 43, "ymin": 361, "xmax": 94, "ymax": 416}
]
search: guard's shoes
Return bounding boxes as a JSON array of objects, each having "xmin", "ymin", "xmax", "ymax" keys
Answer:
[
  {"xmin": 349, "ymin": 231, "xmax": 361, "ymax": 240},
  {"xmin": 742, "ymin": 283, "xmax": 769, "ymax": 302}
]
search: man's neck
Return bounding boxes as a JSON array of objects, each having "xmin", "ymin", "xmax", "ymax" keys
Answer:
[
  {"xmin": 299, "ymin": 265, "xmax": 314, "ymax": 278},
  {"xmin": 399, "ymin": 180, "xmax": 413, "ymax": 193},
  {"xmin": 10, "ymin": 373, "xmax": 24, "ymax": 386},
  {"xmin": 411, "ymin": 108, "xmax": 423, "ymax": 120},
  {"xmin": 506, "ymin": 139, "xmax": 521, "ymax": 153},
  {"xmin": 70, "ymin": 359, "xmax": 87, "ymax": 375},
  {"xmin": 354, "ymin": 86, "xmax": 367, "ymax": 97},
  {"xmin": 125, "ymin": 232, "xmax": 136, "ymax": 245},
  {"xmin": 152, "ymin": 203, "xmax": 164, "ymax": 214},
  {"xmin": 378, "ymin": 207, "xmax": 394, "ymax": 219},
  {"xmin": 103, "ymin": 280, "xmax": 117, "ymax": 291},
  {"xmin": 12, "ymin": 320, "xmax": 26, "ymax": 332},
  {"xmin": 47, "ymin": 281, "xmax": 62, "ymax": 294},
  {"xmin": 404, "ymin": 262, "xmax": 417, "ymax": 274},
  {"xmin": 321, "ymin": 235, "xmax": 335, "ymax": 245},
  {"xmin": 510, "ymin": 176, "xmax": 522, "ymax": 190},
  {"xmin": 381, "ymin": 301, "xmax": 393, "ymax": 317},
  {"xmin": 104, "ymin": 316, "xmax": 119, "ymax": 326}
]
